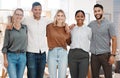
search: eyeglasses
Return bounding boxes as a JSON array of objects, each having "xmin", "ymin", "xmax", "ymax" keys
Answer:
[{"xmin": 15, "ymin": 14, "xmax": 23, "ymax": 16}]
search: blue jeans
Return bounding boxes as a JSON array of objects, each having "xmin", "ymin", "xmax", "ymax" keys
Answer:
[
  {"xmin": 7, "ymin": 52, "xmax": 26, "ymax": 78},
  {"xmin": 48, "ymin": 47, "xmax": 68, "ymax": 78},
  {"xmin": 26, "ymin": 52, "xmax": 46, "ymax": 78}
]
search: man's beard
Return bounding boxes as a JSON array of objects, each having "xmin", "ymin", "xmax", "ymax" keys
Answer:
[{"xmin": 95, "ymin": 14, "xmax": 103, "ymax": 20}]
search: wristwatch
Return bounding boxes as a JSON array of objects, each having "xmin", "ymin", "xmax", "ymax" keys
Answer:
[{"xmin": 110, "ymin": 54, "xmax": 116, "ymax": 57}]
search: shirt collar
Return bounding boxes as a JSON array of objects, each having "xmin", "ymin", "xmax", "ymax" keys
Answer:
[
  {"xmin": 12, "ymin": 24, "xmax": 24, "ymax": 31},
  {"xmin": 95, "ymin": 18, "xmax": 106, "ymax": 23}
]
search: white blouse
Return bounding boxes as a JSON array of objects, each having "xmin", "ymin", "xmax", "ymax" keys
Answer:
[{"xmin": 70, "ymin": 24, "xmax": 92, "ymax": 52}]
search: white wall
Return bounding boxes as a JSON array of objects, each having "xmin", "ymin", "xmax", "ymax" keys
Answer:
[{"xmin": 68, "ymin": 0, "xmax": 96, "ymax": 25}]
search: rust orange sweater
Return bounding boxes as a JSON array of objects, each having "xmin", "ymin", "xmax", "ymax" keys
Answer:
[{"xmin": 46, "ymin": 23, "xmax": 70, "ymax": 50}]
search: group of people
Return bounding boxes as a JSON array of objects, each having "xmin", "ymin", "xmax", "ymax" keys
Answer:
[{"xmin": 1, "ymin": 1, "xmax": 117, "ymax": 78}]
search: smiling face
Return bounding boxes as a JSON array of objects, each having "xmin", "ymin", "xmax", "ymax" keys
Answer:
[
  {"xmin": 32, "ymin": 5, "xmax": 42, "ymax": 20},
  {"xmin": 75, "ymin": 11, "xmax": 85, "ymax": 26},
  {"xmin": 94, "ymin": 7, "xmax": 103, "ymax": 20},
  {"xmin": 13, "ymin": 9, "xmax": 24, "ymax": 23},
  {"xmin": 56, "ymin": 12, "xmax": 66, "ymax": 24},
  {"xmin": 54, "ymin": 10, "xmax": 66, "ymax": 26}
]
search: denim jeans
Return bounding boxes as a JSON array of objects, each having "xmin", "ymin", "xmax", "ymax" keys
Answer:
[
  {"xmin": 48, "ymin": 47, "xmax": 68, "ymax": 78},
  {"xmin": 26, "ymin": 52, "xmax": 46, "ymax": 78},
  {"xmin": 7, "ymin": 52, "xmax": 26, "ymax": 78}
]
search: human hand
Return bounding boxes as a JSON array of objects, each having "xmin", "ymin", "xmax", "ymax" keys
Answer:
[
  {"xmin": 108, "ymin": 55, "xmax": 115, "ymax": 65},
  {"xmin": 65, "ymin": 24, "xmax": 70, "ymax": 33},
  {"xmin": 4, "ymin": 58, "xmax": 8, "ymax": 68},
  {"xmin": 6, "ymin": 23, "xmax": 13, "ymax": 30},
  {"xmin": 69, "ymin": 24, "xmax": 75, "ymax": 30}
]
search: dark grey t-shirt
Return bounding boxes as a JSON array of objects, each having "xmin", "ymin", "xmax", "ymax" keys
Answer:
[
  {"xmin": 2, "ymin": 24, "xmax": 27, "ymax": 53},
  {"xmin": 88, "ymin": 19, "xmax": 116, "ymax": 55}
]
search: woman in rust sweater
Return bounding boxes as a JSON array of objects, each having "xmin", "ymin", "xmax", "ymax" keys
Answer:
[{"xmin": 46, "ymin": 9, "xmax": 70, "ymax": 78}]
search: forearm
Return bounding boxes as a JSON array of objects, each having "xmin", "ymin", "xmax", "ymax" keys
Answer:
[
  {"xmin": 111, "ymin": 36, "xmax": 117, "ymax": 55},
  {"xmin": 3, "ymin": 53, "xmax": 7, "ymax": 61}
]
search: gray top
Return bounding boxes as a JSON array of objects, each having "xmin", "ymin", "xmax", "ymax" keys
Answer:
[
  {"xmin": 88, "ymin": 18, "xmax": 116, "ymax": 55},
  {"xmin": 2, "ymin": 24, "xmax": 27, "ymax": 53}
]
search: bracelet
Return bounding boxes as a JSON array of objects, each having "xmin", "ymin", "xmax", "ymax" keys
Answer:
[{"xmin": 110, "ymin": 54, "xmax": 116, "ymax": 57}]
